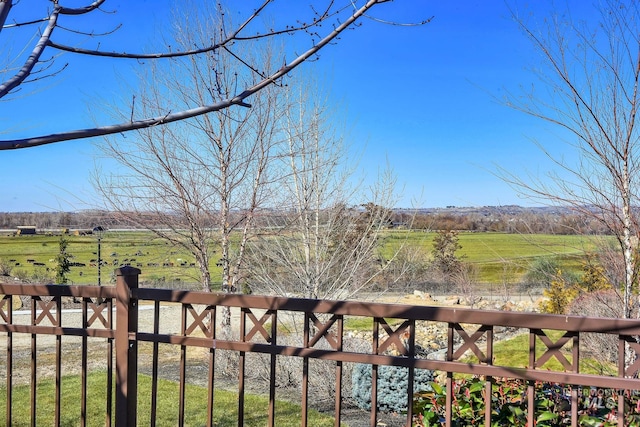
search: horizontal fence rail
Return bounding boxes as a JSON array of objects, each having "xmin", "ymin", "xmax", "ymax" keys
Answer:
[{"xmin": 0, "ymin": 266, "xmax": 639, "ymax": 426}]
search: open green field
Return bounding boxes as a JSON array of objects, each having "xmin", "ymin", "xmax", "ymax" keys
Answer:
[
  {"xmin": 0, "ymin": 231, "xmax": 223, "ymax": 288},
  {"xmin": 458, "ymin": 232, "xmax": 601, "ymax": 283},
  {"xmin": 382, "ymin": 231, "xmax": 606, "ymax": 283},
  {"xmin": 0, "ymin": 230, "xmax": 607, "ymax": 288}
]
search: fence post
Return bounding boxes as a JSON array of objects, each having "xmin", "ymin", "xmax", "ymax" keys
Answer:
[{"xmin": 115, "ymin": 266, "xmax": 140, "ymax": 427}]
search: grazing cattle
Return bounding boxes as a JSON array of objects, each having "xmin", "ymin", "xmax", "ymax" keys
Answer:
[{"xmin": 33, "ymin": 262, "xmax": 45, "ymax": 266}]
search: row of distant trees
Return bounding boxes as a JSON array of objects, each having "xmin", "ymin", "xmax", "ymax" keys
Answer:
[{"xmin": 0, "ymin": 208, "xmax": 614, "ymax": 236}]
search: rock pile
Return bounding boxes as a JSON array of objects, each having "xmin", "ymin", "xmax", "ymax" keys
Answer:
[{"xmin": 349, "ymin": 291, "xmax": 541, "ymax": 361}]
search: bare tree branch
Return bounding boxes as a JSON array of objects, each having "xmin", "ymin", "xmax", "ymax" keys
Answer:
[
  {"xmin": 0, "ymin": 0, "xmax": 412, "ymax": 150},
  {"xmin": 58, "ymin": 0, "xmax": 107, "ymax": 16},
  {"xmin": 0, "ymin": 1, "xmax": 14, "ymax": 34},
  {"xmin": 45, "ymin": 0, "xmax": 340, "ymax": 59},
  {"xmin": 0, "ymin": 7, "xmax": 59, "ymax": 98}
]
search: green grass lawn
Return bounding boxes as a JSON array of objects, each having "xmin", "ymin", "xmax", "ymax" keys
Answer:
[
  {"xmin": 464, "ymin": 330, "xmax": 617, "ymax": 376},
  {"xmin": 0, "ymin": 372, "xmax": 336, "ymax": 426}
]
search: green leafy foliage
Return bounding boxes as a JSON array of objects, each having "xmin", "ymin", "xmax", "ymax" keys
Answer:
[
  {"xmin": 579, "ymin": 256, "xmax": 612, "ymax": 292},
  {"xmin": 413, "ymin": 377, "xmax": 640, "ymax": 426},
  {"xmin": 540, "ymin": 256, "xmax": 615, "ymax": 314},
  {"xmin": 539, "ymin": 271, "xmax": 577, "ymax": 314}
]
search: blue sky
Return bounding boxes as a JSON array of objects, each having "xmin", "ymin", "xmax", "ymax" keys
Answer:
[{"xmin": 0, "ymin": 1, "xmax": 592, "ymax": 212}]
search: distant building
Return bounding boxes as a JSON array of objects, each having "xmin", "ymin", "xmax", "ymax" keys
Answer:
[{"xmin": 16, "ymin": 226, "xmax": 36, "ymax": 235}]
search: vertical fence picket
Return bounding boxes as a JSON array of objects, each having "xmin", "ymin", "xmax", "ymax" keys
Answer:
[
  {"xmin": 150, "ymin": 300, "xmax": 160, "ymax": 427},
  {"xmin": 445, "ymin": 322, "xmax": 453, "ymax": 427},
  {"xmin": 618, "ymin": 337, "xmax": 626, "ymax": 427},
  {"xmin": 3, "ymin": 295, "xmax": 12, "ymax": 427},
  {"xmin": 370, "ymin": 317, "xmax": 380, "ymax": 427},
  {"xmin": 405, "ymin": 320, "xmax": 415, "ymax": 427},
  {"xmin": 571, "ymin": 333, "xmax": 579, "ymax": 427},
  {"xmin": 207, "ymin": 305, "xmax": 216, "ymax": 427},
  {"xmin": 53, "ymin": 297, "xmax": 61, "ymax": 427},
  {"xmin": 238, "ymin": 308, "xmax": 246, "ymax": 427},
  {"xmin": 179, "ymin": 304, "xmax": 187, "ymax": 427},
  {"xmin": 334, "ymin": 316, "xmax": 343, "ymax": 427},
  {"xmin": 302, "ymin": 312, "xmax": 310, "ymax": 427},
  {"xmin": 115, "ymin": 266, "xmax": 139, "ymax": 427},
  {"xmin": 528, "ymin": 330, "xmax": 536, "ymax": 426},
  {"xmin": 30, "ymin": 296, "xmax": 36, "ymax": 427},
  {"xmin": 81, "ymin": 298, "xmax": 88, "ymax": 427},
  {"xmin": 484, "ymin": 327, "xmax": 493, "ymax": 427},
  {"xmin": 106, "ymin": 297, "xmax": 113, "ymax": 427},
  {"xmin": 268, "ymin": 310, "xmax": 277, "ymax": 427}
]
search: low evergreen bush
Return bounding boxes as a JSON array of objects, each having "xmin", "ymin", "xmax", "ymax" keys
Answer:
[{"xmin": 351, "ymin": 363, "xmax": 434, "ymax": 413}]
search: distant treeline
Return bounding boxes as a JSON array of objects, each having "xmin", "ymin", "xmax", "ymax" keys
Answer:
[
  {"xmin": 397, "ymin": 209, "xmax": 610, "ymax": 235},
  {"xmin": 0, "ymin": 206, "xmax": 610, "ymax": 235}
]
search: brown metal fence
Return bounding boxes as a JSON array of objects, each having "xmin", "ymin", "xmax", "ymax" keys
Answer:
[{"xmin": 1, "ymin": 266, "xmax": 640, "ymax": 426}]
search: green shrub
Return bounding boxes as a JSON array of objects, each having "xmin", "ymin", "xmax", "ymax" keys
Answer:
[
  {"xmin": 0, "ymin": 258, "xmax": 13, "ymax": 276},
  {"xmin": 413, "ymin": 377, "xmax": 640, "ymax": 426}
]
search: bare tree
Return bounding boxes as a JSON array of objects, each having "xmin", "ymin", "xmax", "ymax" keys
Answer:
[
  {"xmin": 502, "ymin": 1, "xmax": 640, "ymax": 319},
  {"xmin": 379, "ymin": 242, "xmax": 432, "ymax": 294},
  {"xmin": 569, "ymin": 290, "xmax": 626, "ymax": 368},
  {"xmin": 94, "ymin": 2, "xmax": 284, "ymax": 293},
  {"xmin": 0, "ymin": 0, "xmax": 429, "ymax": 150},
  {"xmin": 245, "ymin": 81, "xmax": 400, "ymax": 300},
  {"xmin": 454, "ymin": 263, "xmax": 481, "ymax": 308}
]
